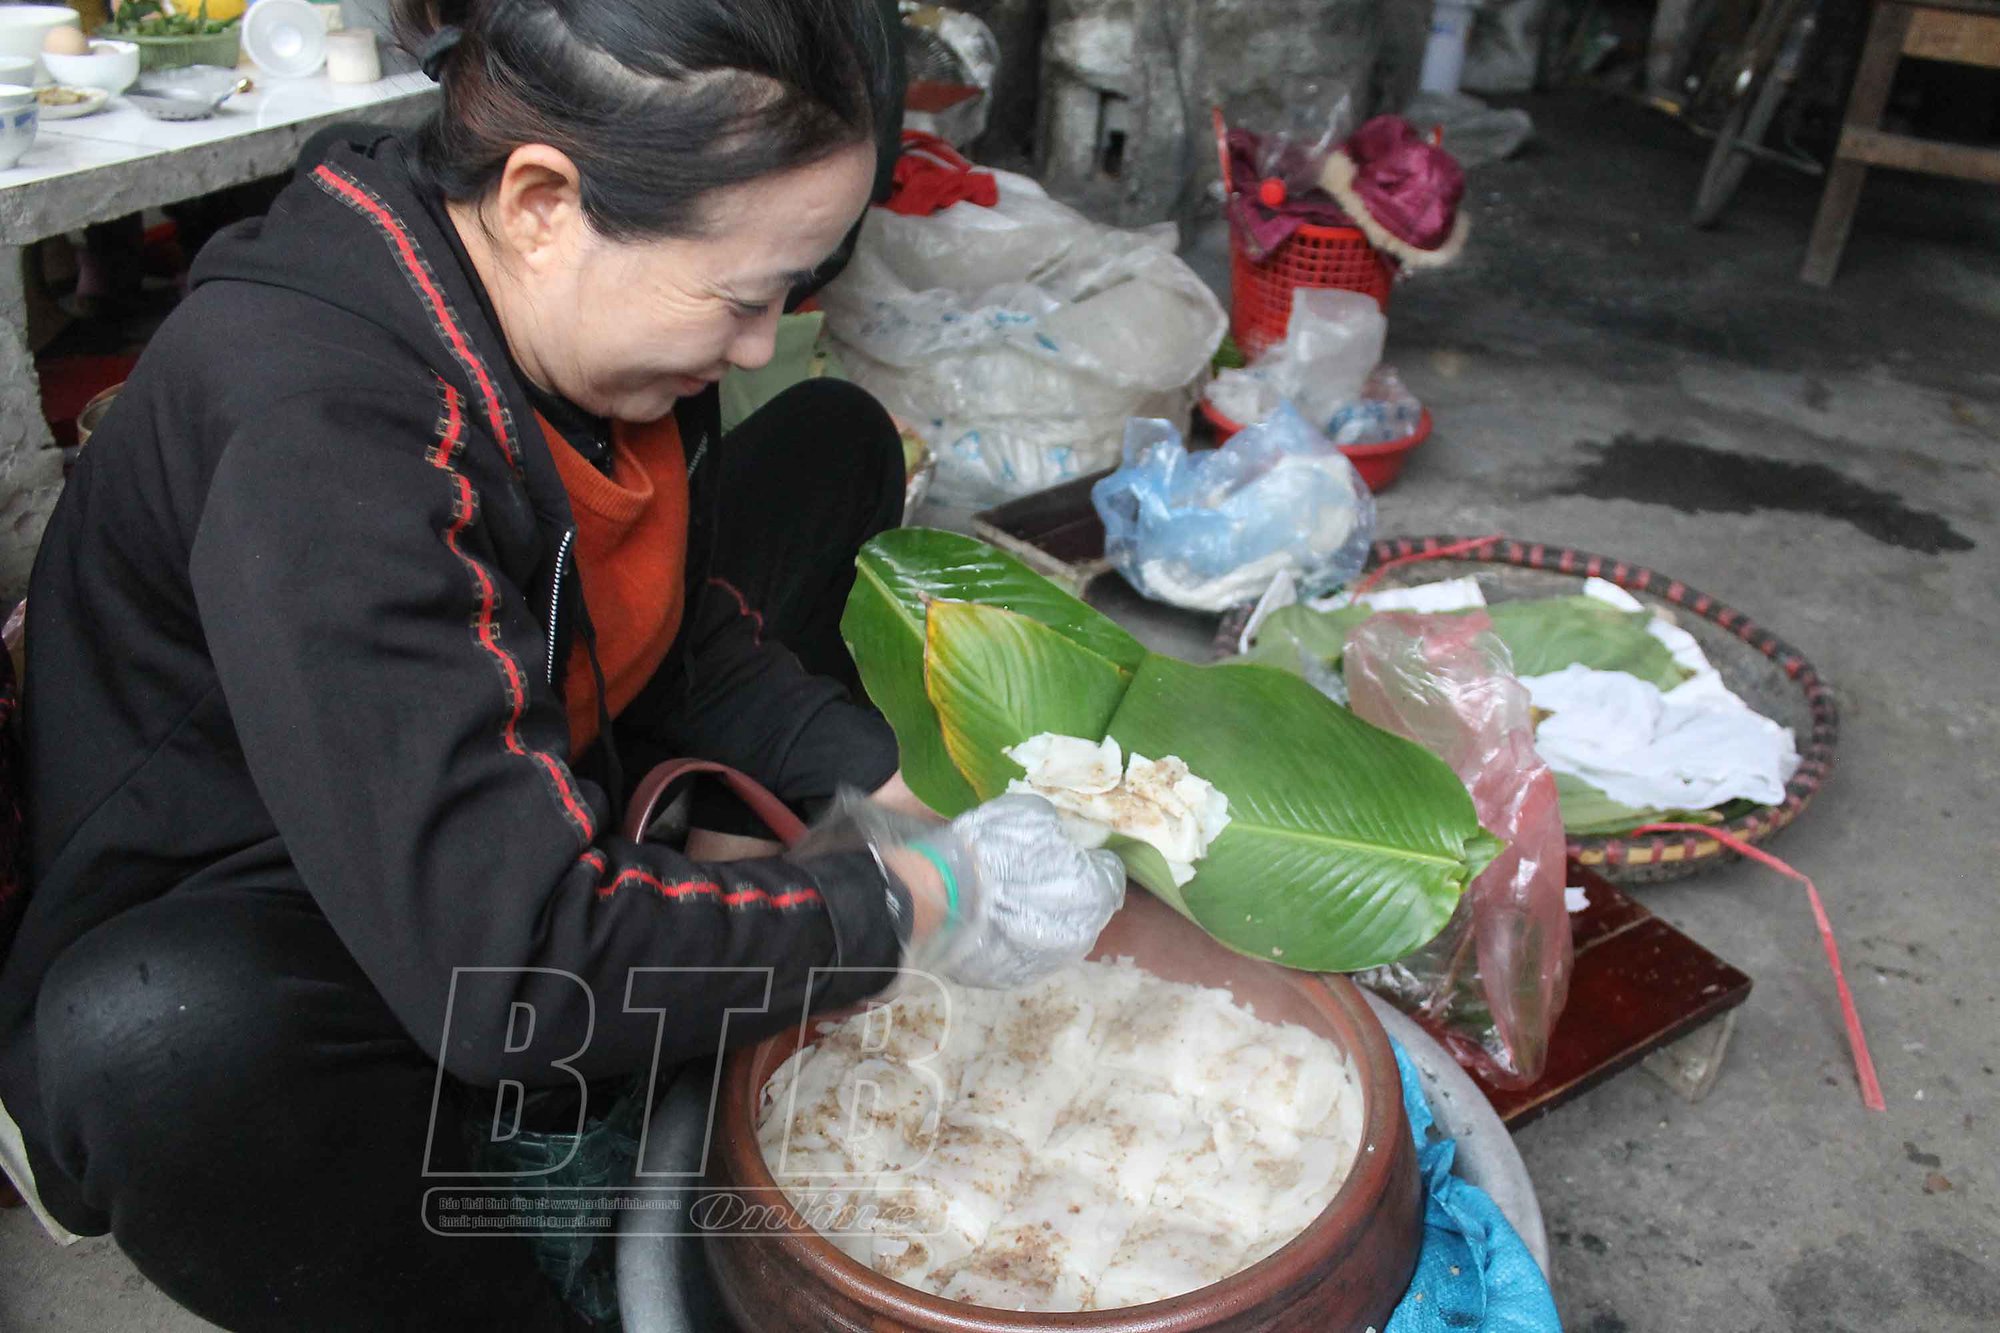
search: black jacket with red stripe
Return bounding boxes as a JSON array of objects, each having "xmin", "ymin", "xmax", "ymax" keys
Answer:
[{"xmin": 0, "ymin": 134, "xmax": 903, "ymax": 1085}]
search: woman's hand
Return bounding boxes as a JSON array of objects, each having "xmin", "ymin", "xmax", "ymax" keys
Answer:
[
  {"xmin": 796, "ymin": 787, "xmax": 1123, "ymax": 985},
  {"xmin": 879, "ymin": 845, "xmax": 949, "ymax": 940},
  {"xmin": 869, "ymin": 772, "xmax": 954, "ymax": 940},
  {"xmin": 904, "ymin": 794, "xmax": 1126, "ymax": 990}
]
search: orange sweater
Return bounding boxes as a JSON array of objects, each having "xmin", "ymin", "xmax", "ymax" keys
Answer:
[{"xmin": 539, "ymin": 414, "xmax": 689, "ymax": 754}]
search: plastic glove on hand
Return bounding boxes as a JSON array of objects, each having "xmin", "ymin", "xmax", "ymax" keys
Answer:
[{"xmin": 910, "ymin": 793, "xmax": 1127, "ymax": 990}]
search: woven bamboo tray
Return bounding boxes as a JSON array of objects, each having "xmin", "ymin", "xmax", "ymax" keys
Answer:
[{"xmin": 1217, "ymin": 536, "xmax": 1837, "ymax": 884}]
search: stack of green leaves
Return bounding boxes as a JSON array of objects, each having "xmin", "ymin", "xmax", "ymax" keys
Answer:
[
  {"xmin": 1244, "ymin": 592, "xmax": 1744, "ymax": 836},
  {"xmin": 842, "ymin": 528, "xmax": 1503, "ymax": 972}
]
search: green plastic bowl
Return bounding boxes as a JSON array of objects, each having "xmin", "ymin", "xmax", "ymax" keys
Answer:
[{"xmin": 102, "ymin": 25, "xmax": 241, "ymax": 72}]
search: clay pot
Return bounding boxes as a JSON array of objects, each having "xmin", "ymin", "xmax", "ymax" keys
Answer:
[{"xmin": 706, "ymin": 888, "xmax": 1423, "ymax": 1331}]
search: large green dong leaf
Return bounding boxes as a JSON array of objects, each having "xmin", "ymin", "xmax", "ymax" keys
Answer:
[
  {"xmin": 1553, "ymin": 771, "xmax": 1724, "ymax": 836},
  {"xmin": 925, "ymin": 603, "xmax": 1130, "ymax": 801},
  {"xmin": 1242, "ymin": 603, "xmax": 1375, "ymax": 673},
  {"xmin": 1483, "ymin": 597, "xmax": 1687, "ymax": 690},
  {"xmin": 1244, "ymin": 595, "xmax": 1687, "ymax": 695},
  {"xmin": 1109, "ymin": 657, "xmax": 1500, "ymax": 971},
  {"xmin": 846, "ymin": 530, "xmax": 1495, "ymax": 975},
  {"xmin": 842, "ymin": 529, "xmax": 1143, "ymax": 813}
]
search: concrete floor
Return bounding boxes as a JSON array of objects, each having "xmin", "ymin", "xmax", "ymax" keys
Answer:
[{"xmin": 4, "ymin": 90, "xmax": 1997, "ymax": 1330}]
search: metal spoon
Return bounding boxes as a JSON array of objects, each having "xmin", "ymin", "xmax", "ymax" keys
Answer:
[{"xmin": 125, "ymin": 77, "xmax": 252, "ymax": 122}]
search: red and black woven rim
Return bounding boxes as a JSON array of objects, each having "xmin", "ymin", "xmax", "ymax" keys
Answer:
[{"xmin": 1357, "ymin": 536, "xmax": 1837, "ymax": 871}]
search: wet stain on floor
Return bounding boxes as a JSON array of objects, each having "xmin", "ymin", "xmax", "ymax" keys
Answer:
[{"xmin": 1557, "ymin": 436, "xmax": 1975, "ymax": 554}]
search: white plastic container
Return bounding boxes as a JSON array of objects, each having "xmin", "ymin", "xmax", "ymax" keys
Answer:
[
  {"xmin": 1418, "ymin": 0, "xmax": 1479, "ymax": 96},
  {"xmin": 323, "ymin": 28, "xmax": 378, "ymax": 83}
]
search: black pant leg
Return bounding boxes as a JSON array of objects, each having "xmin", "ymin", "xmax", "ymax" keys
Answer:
[
  {"xmin": 16, "ymin": 884, "xmax": 575, "ymax": 1333},
  {"xmin": 707, "ymin": 377, "xmax": 906, "ymax": 695}
]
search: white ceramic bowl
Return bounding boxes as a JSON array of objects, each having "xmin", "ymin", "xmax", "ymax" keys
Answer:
[
  {"xmin": 0, "ymin": 56, "xmax": 34, "ymax": 87},
  {"xmin": 41, "ymin": 40, "xmax": 141, "ymax": 96},
  {"xmin": 135, "ymin": 63, "xmax": 243, "ymax": 98},
  {"xmin": 241, "ymin": 0, "xmax": 326, "ymax": 77},
  {"xmin": 0, "ymin": 84, "xmax": 40, "ymax": 171},
  {"xmin": 0, "ymin": 5, "xmax": 79, "ymax": 71}
]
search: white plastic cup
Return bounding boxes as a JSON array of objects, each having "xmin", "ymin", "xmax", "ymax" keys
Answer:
[
  {"xmin": 324, "ymin": 28, "xmax": 379, "ymax": 83},
  {"xmin": 1418, "ymin": 0, "xmax": 1478, "ymax": 96}
]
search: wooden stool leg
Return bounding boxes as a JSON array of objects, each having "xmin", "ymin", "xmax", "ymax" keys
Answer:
[
  {"xmin": 1803, "ymin": 165, "xmax": 1871, "ymax": 286},
  {"xmin": 1803, "ymin": 2, "xmax": 1914, "ymax": 285}
]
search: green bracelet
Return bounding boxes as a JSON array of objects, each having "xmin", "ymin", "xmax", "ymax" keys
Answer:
[{"xmin": 912, "ymin": 844, "xmax": 961, "ymax": 926}]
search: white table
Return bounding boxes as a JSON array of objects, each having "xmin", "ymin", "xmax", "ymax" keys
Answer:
[{"xmin": 0, "ymin": 68, "xmax": 437, "ymax": 595}]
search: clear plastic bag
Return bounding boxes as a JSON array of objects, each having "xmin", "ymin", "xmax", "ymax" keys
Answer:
[
  {"xmin": 1202, "ymin": 288, "xmax": 1388, "ymax": 431},
  {"xmin": 1091, "ymin": 404, "xmax": 1376, "ymax": 612},
  {"xmin": 469, "ymin": 1083, "xmax": 645, "ymax": 1326},
  {"xmin": 1343, "ymin": 612, "xmax": 1571, "ymax": 1087},
  {"xmin": 1246, "ymin": 85, "xmax": 1357, "ymax": 197},
  {"xmin": 1326, "ymin": 366, "xmax": 1423, "ymax": 445},
  {"xmin": 819, "ymin": 169, "xmax": 1227, "ymax": 505},
  {"xmin": 1222, "ymin": 93, "xmax": 1360, "ymax": 262}
]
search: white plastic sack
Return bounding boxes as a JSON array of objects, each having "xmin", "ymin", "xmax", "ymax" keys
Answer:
[
  {"xmin": 818, "ymin": 171, "xmax": 1227, "ymax": 505},
  {"xmin": 1203, "ymin": 288, "xmax": 1388, "ymax": 430}
]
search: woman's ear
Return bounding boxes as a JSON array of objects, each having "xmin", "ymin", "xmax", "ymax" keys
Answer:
[{"xmin": 491, "ymin": 144, "xmax": 587, "ymax": 271}]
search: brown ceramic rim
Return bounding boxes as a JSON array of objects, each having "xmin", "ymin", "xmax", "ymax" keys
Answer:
[
  {"xmin": 713, "ymin": 965, "xmax": 1418, "ymax": 1331},
  {"xmin": 1212, "ymin": 534, "xmax": 1838, "ymax": 883}
]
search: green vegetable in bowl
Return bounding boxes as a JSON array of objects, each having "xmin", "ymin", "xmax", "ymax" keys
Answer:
[{"xmin": 110, "ymin": 0, "xmax": 237, "ymax": 36}]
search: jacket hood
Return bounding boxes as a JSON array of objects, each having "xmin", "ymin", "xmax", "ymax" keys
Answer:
[{"xmin": 196, "ymin": 136, "xmax": 476, "ymax": 377}]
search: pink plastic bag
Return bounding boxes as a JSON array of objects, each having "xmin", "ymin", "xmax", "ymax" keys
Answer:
[{"xmin": 1344, "ymin": 611, "xmax": 1571, "ymax": 1087}]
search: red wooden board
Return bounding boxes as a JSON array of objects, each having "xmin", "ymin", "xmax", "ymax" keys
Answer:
[{"xmin": 1466, "ymin": 866, "xmax": 1751, "ymax": 1127}]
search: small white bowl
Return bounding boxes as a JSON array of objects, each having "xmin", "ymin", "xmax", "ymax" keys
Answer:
[
  {"xmin": 0, "ymin": 84, "xmax": 40, "ymax": 171},
  {"xmin": 41, "ymin": 40, "xmax": 140, "ymax": 96}
]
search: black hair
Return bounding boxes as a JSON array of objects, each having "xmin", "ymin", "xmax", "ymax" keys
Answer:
[{"xmin": 394, "ymin": 0, "xmax": 892, "ymax": 240}]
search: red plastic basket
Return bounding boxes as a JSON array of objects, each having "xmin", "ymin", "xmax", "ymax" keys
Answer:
[
  {"xmin": 1212, "ymin": 103, "xmax": 1397, "ymax": 358},
  {"xmin": 1229, "ymin": 223, "xmax": 1395, "ymax": 360},
  {"xmin": 1197, "ymin": 399, "xmax": 1432, "ymax": 492}
]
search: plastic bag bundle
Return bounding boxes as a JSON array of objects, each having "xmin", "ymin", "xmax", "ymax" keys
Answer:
[
  {"xmin": 819, "ymin": 169, "xmax": 1226, "ymax": 505},
  {"xmin": 1223, "ymin": 92, "xmax": 1361, "ymax": 262},
  {"xmin": 1203, "ymin": 288, "xmax": 1389, "ymax": 431},
  {"xmin": 1327, "ymin": 367, "xmax": 1424, "ymax": 445},
  {"xmin": 1344, "ymin": 612, "xmax": 1571, "ymax": 1087},
  {"xmin": 1092, "ymin": 404, "xmax": 1376, "ymax": 613}
]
